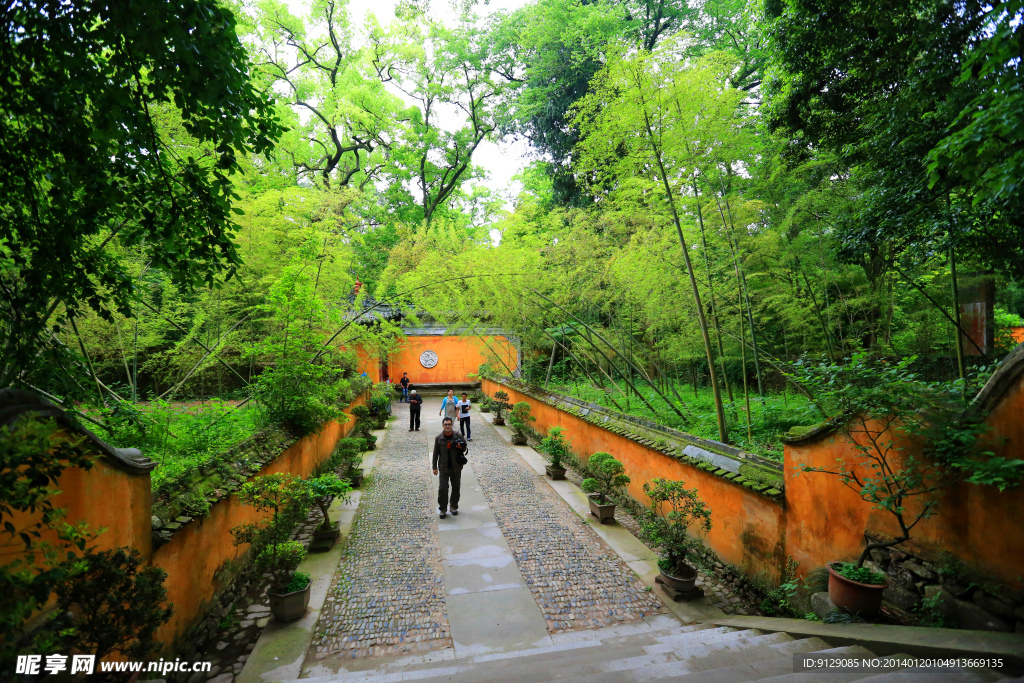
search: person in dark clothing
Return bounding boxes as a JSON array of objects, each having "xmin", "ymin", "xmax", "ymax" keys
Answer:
[
  {"xmin": 408, "ymin": 389, "xmax": 422, "ymax": 431},
  {"xmin": 432, "ymin": 417, "xmax": 466, "ymax": 518},
  {"xmin": 400, "ymin": 372, "xmax": 410, "ymax": 402}
]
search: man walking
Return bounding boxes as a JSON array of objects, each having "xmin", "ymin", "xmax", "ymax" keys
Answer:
[
  {"xmin": 433, "ymin": 417, "xmax": 466, "ymax": 518},
  {"xmin": 408, "ymin": 389, "xmax": 422, "ymax": 431},
  {"xmin": 456, "ymin": 391, "xmax": 472, "ymax": 441},
  {"xmin": 400, "ymin": 372, "xmax": 410, "ymax": 402}
]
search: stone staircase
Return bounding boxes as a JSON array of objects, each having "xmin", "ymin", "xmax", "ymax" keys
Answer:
[{"xmin": 299, "ymin": 622, "xmax": 1020, "ymax": 683}]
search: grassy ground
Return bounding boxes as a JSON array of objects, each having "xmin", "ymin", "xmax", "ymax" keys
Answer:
[
  {"xmin": 546, "ymin": 381, "xmax": 819, "ymax": 459},
  {"xmin": 98, "ymin": 398, "xmax": 259, "ymax": 489}
]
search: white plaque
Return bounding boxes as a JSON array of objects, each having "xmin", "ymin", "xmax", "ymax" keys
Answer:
[{"xmin": 419, "ymin": 350, "xmax": 438, "ymax": 368}]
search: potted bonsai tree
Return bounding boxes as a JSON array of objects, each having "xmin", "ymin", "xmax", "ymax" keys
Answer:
[
  {"xmin": 307, "ymin": 472, "xmax": 352, "ymax": 550},
  {"xmin": 581, "ymin": 452, "xmax": 629, "ymax": 523},
  {"xmin": 332, "ymin": 437, "xmax": 365, "ymax": 486},
  {"xmin": 642, "ymin": 478, "xmax": 712, "ymax": 593},
  {"xmin": 507, "ymin": 401, "xmax": 535, "ymax": 445},
  {"xmin": 540, "ymin": 426, "xmax": 570, "ymax": 480},
  {"xmin": 231, "ymin": 473, "xmax": 311, "ymax": 622},
  {"xmin": 790, "ymin": 354, "xmax": 997, "ymax": 616},
  {"xmin": 480, "ymin": 396, "xmax": 492, "ymax": 413},
  {"xmin": 491, "ymin": 390, "xmax": 512, "ymax": 425}
]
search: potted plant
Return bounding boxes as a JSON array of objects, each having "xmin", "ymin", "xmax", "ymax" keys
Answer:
[
  {"xmin": 231, "ymin": 474, "xmax": 311, "ymax": 622},
  {"xmin": 507, "ymin": 401, "xmax": 535, "ymax": 445},
  {"xmin": 331, "ymin": 437, "xmax": 365, "ymax": 486},
  {"xmin": 827, "ymin": 562, "xmax": 888, "ymax": 616},
  {"xmin": 480, "ymin": 396, "xmax": 492, "ymax": 413},
  {"xmin": 491, "ymin": 390, "xmax": 512, "ymax": 425},
  {"xmin": 540, "ymin": 426, "xmax": 570, "ymax": 480},
  {"xmin": 642, "ymin": 478, "xmax": 712, "ymax": 593},
  {"xmin": 581, "ymin": 452, "xmax": 629, "ymax": 523},
  {"xmin": 361, "ymin": 434, "xmax": 377, "ymax": 452},
  {"xmin": 351, "ymin": 404, "xmax": 373, "ymax": 434},
  {"xmin": 307, "ymin": 473, "xmax": 353, "ymax": 548},
  {"xmin": 791, "ymin": 354, "xmax": 993, "ymax": 616}
]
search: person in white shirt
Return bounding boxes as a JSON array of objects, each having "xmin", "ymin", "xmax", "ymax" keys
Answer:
[{"xmin": 456, "ymin": 392, "xmax": 472, "ymax": 441}]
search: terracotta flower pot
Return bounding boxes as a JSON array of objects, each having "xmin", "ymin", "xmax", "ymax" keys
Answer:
[
  {"xmin": 493, "ymin": 417, "xmax": 505, "ymax": 426},
  {"xmin": 588, "ymin": 495, "xmax": 616, "ymax": 524},
  {"xmin": 269, "ymin": 579, "xmax": 311, "ymax": 622},
  {"xmin": 660, "ymin": 563, "xmax": 698, "ymax": 592},
  {"xmin": 545, "ymin": 465, "xmax": 566, "ymax": 480},
  {"xmin": 313, "ymin": 521, "xmax": 340, "ymax": 544},
  {"xmin": 827, "ymin": 561, "xmax": 888, "ymax": 617}
]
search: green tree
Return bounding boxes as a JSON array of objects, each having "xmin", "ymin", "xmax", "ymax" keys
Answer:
[{"xmin": 0, "ymin": 0, "xmax": 283, "ymax": 388}]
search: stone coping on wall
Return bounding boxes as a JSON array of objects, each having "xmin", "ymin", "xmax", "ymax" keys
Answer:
[{"xmin": 487, "ymin": 377, "xmax": 785, "ymax": 500}]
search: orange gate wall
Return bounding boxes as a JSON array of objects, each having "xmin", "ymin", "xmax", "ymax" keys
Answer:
[
  {"xmin": 484, "ymin": 374, "xmax": 1024, "ymax": 590},
  {"xmin": 356, "ymin": 335, "xmax": 518, "ymax": 384}
]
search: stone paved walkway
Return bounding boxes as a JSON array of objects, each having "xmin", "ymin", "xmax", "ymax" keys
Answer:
[
  {"xmin": 306, "ymin": 400, "xmax": 662, "ymax": 672},
  {"xmin": 467, "ymin": 411, "xmax": 665, "ymax": 633},
  {"xmin": 309, "ymin": 414, "xmax": 451, "ymax": 661}
]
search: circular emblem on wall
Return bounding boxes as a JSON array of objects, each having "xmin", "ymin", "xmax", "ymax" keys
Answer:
[{"xmin": 419, "ymin": 350, "xmax": 439, "ymax": 368}]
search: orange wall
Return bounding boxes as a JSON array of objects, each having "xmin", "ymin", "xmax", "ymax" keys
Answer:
[
  {"xmin": 483, "ymin": 379, "xmax": 787, "ymax": 584},
  {"xmin": 358, "ymin": 336, "xmax": 518, "ymax": 385},
  {"xmin": 486, "ymin": 376, "xmax": 1024, "ymax": 590},
  {"xmin": 1, "ymin": 445, "xmax": 153, "ymax": 569}
]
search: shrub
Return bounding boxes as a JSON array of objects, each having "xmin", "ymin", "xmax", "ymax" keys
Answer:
[
  {"xmin": 641, "ymin": 478, "xmax": 712, "ymax": 576},
  {"xmin": 54, "ymin": 546, "xmax": 173, "ymax": 663},
  {"xmin": 306, "ymin": 473, "xmax": 352, "ymax": 531},
  {"xmin": 508, "ymin": 401, "xmax": 535, "ymax": 438},
  {"xmin": 539, "ymin": 426, "xmax": 572, "ymax": 470},
  {"xmin": 491, "ymin": 391, "xmax": 512, "ymax": 420},
  {"xmin": 231, "ymin": 474, "xmax": 309, "ymax": 592},
  {"xmin": 831, "ymin": 562, "xmax": 886, "ymax": 585},
  {"xmin": 581, "ymin": 452, "xmax": 629, "ymax": 504}
]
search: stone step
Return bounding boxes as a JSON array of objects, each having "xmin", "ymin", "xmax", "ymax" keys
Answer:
[
  {"xmin": 415, "ymin": 629, "xmax": 747, "ymax": 683},
  {"xmin": 661, "ymin": 645, "xmax": 878, "ymax": 683},
  {"xmin": 549, "ymin": 632, "xmax": 806, "ymax": 683},
  {"xmin": 852, "ymin": 668, "xmax": 1006, "ymax": 682},
  {"xmin": 755, "ymin": 644, "xmax": 887, "ymax": 683},
  {"xmin": 643, "ymin": 630, "xmax": 790, "ymax": 656}
]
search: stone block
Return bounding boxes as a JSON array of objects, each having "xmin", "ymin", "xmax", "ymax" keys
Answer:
[
  {"xmin": 811, "ymin": 591, "xmax": 840, "ymax": 621},
  {"xmin": 932, "ymin": 588, "xmax": 1014, "ymax": 632},
  {"xmin": 883, "ymin": 583, "xmax": 921, "ymax": 611},
  {"xmin": 869, "ymin": 548, "xmax": 891, "ymax": 568},
  {"xmin": 973, "ymin": 590, "xmax": 1016, "ymax": 621},
  {"xmin": 903, "ymin": 560, "xmax": 937, "ymax": 581}
]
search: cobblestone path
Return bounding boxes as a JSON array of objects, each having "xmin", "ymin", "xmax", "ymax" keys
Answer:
[
  {"xmin": 469, "ymin": 416, "xmax": 665, "ymax": 633},
  {"xmin": 310, "ymin": 414, "xmax": 451, "ymax": 660}
]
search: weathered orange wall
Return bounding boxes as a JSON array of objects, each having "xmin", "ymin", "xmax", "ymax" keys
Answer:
[
  {"xmin": 356, "ymin": 336, "xmax": 518, "ymax": 385},
  {"xmin": 0, "ymin": 447, "xmax": 153, "ymax": 568},
  {"xmin": 483, "ymin": 379, "xmax": 787, "ymax": 584},
  {"xmin": 486, "ymin": 375, "xmax": 1024, "ymax": 590}
]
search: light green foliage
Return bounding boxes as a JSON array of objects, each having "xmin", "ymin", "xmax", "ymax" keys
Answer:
[
  {"xmin": 491, "ymin": 391, "xmax": 512, "ymax": 420},
  {"xmin": 641, "ymin": 478, "xmax": 712, "ymax": 576},
  {"xmin": 581, "ymin": 452, "xmax": 630, "ymax": 504}
]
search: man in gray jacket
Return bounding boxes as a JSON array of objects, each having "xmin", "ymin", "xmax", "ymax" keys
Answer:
[{"xmin": 432, "ymin": 417, "xmax": 467, "ymax": 518}]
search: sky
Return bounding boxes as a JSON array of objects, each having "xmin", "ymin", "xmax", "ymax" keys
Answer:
[{"xmin": 282, "ymin": 0, "xmax": 535, "ymax": 206}]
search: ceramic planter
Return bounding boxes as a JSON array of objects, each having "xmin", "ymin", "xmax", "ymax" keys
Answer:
[
  {"xmin": 493, "ymin": 416, "xmax": 505, "ymax": 426},
  {"xmin": 659, "ymin": 563, "xmax": 698, "ymax": 592},
  {"xmin": 545, "ymin": 465, "xmax": 566, "ymax": 480},
  {"xmin": 588, "ymin": 495, "xmax": 616, "ymax": 524},
  {"xmin": 313, "ymin": 521, "xmax": 340, "ymax": 544},
  {"xmin": 511, "ymin": 432, "xmax": 527, "ymax": 446},
  {"xmin": 269, "ymin": 578, "xmax": 311, "ymax": 622},
  {"xmin": 346, "ymin": 469, "xmax": 363, "ymax": 487},
  {"xmin": 827, "ymin": 561, "xmax": 888, "ymax": 616}
]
